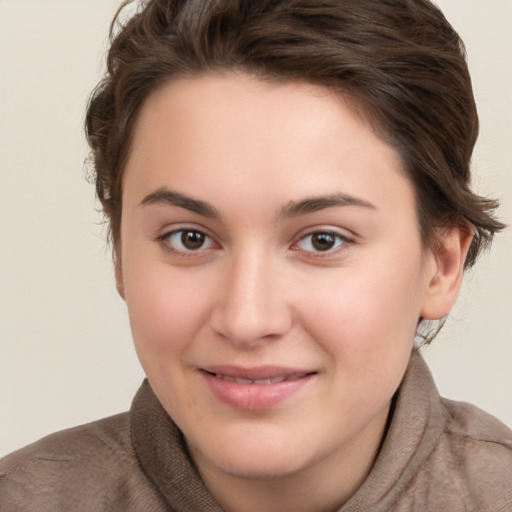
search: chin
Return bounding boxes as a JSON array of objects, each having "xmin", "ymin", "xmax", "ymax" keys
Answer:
[
  {"xmin": 188, "ymin": 432, "xmax": 319, "ymax": 481},
  {"xmin": 212, "ymin": 453, "xmax": 309, "ymax": 480}
]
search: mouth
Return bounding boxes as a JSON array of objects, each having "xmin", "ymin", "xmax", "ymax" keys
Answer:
[
  {"xmin": 203, "ymin": 370, "xmax": 312, "ymax": 386},
  {"xmin": 199, "ymin": 366, "xmax": 316, "ymax": 410}
]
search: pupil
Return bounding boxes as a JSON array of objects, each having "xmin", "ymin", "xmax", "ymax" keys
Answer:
[
  {"xmin": 181, "ymin": 231, "xmax": 205, "ymax": 250},
  {"xmin": 312, "ymin": 233, "xmax": 335, "ymax": 251}
]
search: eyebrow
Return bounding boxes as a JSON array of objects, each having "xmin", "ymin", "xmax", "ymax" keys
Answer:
[
  {"xmin": 140, "ymin": 188, "xmax": 220, "ymax": 217},
  {"xmin": 279, "ymin": 193, "xmax": 376, "ymax": 218},
  {"xmin": 140, "ymin": 188, "xmax": 375, "ymax": 219}
]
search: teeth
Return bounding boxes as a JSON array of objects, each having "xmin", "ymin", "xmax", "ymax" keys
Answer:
[
  {"xmin": 213, "ymin": 373, "xmax": 307, "ymax": 384},
  {"xmin": 235, "ymin": 378, "xmax": 254, "ymax": 385},
  {"xmin": 269, "ymin": 376, "xmax": 287, "ymax": 384},
  {"xmin": 253, "ymin": 379, "xmax": 271, "ymax": 385}
]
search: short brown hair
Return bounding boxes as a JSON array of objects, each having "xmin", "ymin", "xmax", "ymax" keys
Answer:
[{"xmin": 86, "ymin": 0, "xmax": 504, "ymax": 268}]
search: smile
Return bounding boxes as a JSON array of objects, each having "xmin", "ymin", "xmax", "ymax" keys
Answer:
[
  {"xmin": 200, "ymin": 366, "xmax": 316, "ymax": 410},
  {"xmin": 208, "ymin": 372, "xmax": 310, "ymax": 386}
]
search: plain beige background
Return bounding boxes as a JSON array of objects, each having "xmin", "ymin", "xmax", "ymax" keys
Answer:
[{"xmin": 1, "ymin": 0, "xmax": 511, "ymax": 457}]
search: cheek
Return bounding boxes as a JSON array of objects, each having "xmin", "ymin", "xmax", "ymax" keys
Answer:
[
  {"xmin": 297, "ymin": 264, "xmax": 422, "ymax": 419},
  {"xmin": 297, "ymin": 253, "xmax": 425, "ymax": 359},
  {"xmin": 123, "ymin": 262, "xmax": 213, "ymax": 360}
]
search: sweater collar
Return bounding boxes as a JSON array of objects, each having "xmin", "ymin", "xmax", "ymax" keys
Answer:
[
  {"xmin": 339, "ymin": 350, "xmax": 446, "ymax": 511},
  {"xmin": 131, "ymin": 350, "xmax": 445, "ymax": 511},
  {"xmin": 130, "ymin": 379, "xmax": 223, "ymax": 511}
]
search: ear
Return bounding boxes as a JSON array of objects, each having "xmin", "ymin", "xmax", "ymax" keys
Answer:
[
  {"xmin": 420, "ymin": 224, "xmax": 473, "ymax": 320},
  {"xmin": 115, "ymin": 259, "xmax": 126, "ymax": 301}
]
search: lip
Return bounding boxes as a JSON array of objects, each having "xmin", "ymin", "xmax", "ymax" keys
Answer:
[{"xmin": 200, "ymin": 365, "xmax": 315, "ymax": 411}]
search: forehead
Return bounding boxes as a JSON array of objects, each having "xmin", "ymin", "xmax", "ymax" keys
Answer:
[{"xmin": 123, "ymin": 73, "xmax": 414, "ymax": 222}]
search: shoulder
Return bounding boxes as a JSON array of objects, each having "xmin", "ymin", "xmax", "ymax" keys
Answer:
[
  {"xmin": 424, "ymin": 398, "xmax": 512, "ymax": 510},
  {"xmin": 442, "ymin": 396, "xmax": 512, "ymax": 441},
  {"xmin": 440, "ymin": 397, "xmax": 512, "ymax": 469},
  {"xmin": 441, "ymin": 396, "xmax": 512, "ymax": 456},
  {"xmin": 0, "ymin": 412, "xmax": 134, "ymax": 480},
  {"xmin": 0, "ymin": 413, "xmax": 166, "ymax": 512}
]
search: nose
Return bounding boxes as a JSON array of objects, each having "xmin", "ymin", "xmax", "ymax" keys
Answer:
[{"xmin": 210, "ymin": 250, "xmax": 293, "ymax": 347}]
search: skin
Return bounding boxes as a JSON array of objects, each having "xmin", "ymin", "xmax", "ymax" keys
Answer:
[{"xmin": 117, "ymin": 73, "xmax": 470, "ymax": 512}]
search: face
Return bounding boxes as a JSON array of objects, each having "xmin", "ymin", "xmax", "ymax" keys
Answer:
[{"xmin": 119, "ymin": 73, "xmax": 437, "ymax": 482}]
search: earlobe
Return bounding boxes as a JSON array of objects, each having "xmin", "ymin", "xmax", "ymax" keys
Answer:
[{"xmin": 420, "ymin": 225, "xmax": 473, "ymax": 320}]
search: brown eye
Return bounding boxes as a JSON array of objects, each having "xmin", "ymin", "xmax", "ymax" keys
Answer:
[
  {"xmin": 296, "ymin": 231, "xmax": 348, "ymax": 253},
  {"xmin": 311, "ymin": 233, "xmax": 336, "ymax": 251},
  {"xmin": 165, "ymin": 229, "xmax": 215, "ymax": 252},
  {"xmin": 181, "ymin": 230, "xmax": 205, "ymax": 250}
]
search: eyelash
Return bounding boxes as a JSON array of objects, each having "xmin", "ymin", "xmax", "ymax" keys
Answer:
[{"xmin": 157, "ymin": 227, "xmax": 352, "ymax": 257}]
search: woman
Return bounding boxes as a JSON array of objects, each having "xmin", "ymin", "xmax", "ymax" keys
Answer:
[{"xmin": 1, "ymin": 0, "xmax": 511, "ymax": 510}]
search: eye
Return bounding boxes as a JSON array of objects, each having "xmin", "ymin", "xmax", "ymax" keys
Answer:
[
  {"xmin": 163, "ymin": 229, "xmax": 216, "ymax": 253},
  {"xmin": 295, "ymin": 231, "xmax": 348, "ymax": 253}
]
